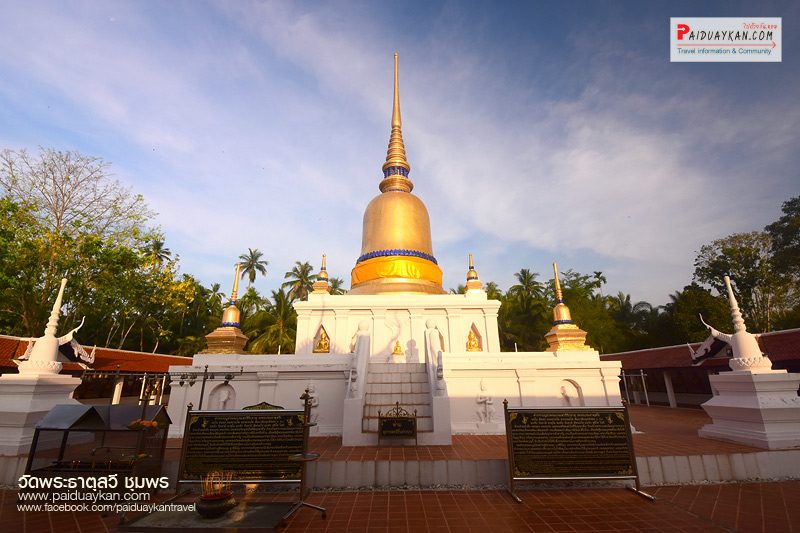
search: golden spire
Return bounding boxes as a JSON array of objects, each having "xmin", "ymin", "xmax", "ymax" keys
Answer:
[
  {"xmin": 318, "ymin": 254, "xmax": 329, "ymax": 280},
  {"xmin": 231, "ymin": 262, "xmax": 241, "ymax": 302},
  {"xmin": 465, "ymin": 253, "xmax": 483, "ymax": 291},
  {"xmin": 221, "ymin": 263, "xmax": 242, "ymax": 326},
  {"xmin": 379, "ymin": 53, "xmax": 413, "ymax": 194},
  {"xmin": 544, "ymin": 261, "xmax": 590, "ymax": 352},
  {"xmin": 551, "ymin": 262, "xmax": 572, "ymax": 323},
  {"xmin": 312, "ymin": 254, "xmax": 331, "ymax": 294}
]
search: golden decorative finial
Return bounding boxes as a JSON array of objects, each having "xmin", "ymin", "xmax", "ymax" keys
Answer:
[
  {"xmin": 379, "ymin": 53, "xmax": 412, "ymax": 194},
  {"xmin": 551, "ymin": 262, "xmax": 571, "ymax": 322},
  {"xmin": 312, "ymin": 254, "xmax": 331, "ymax": 294},
  {"xmin": 544, "ymin": 261, "xmax": 590, "ymax": 352},
  {"xmin": 465, "ymin": 253, "xmax": 483, "ymax": 291},
  {"xmin": 231, "ymin": 262, "xmax": 241, "ymax": 302},
  {"xmin": 318, "ymin": 254, "xmax": 329, "ymax": 280},
  {"xmin": 221, "ymin": 263, "xmax": 242, "ymax": 327},
  {"xmin": 392, "ymin": 52, "xmax": 401, "ymax": 129}
]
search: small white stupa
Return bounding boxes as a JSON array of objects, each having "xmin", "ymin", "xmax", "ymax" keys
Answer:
[
  {"xmin": 0, "ymin": 277, "xmax": 84, "ymax": 482},
  {"xmin": 698, "ymin": 276, "xmax": 800, "ymax": 449}
]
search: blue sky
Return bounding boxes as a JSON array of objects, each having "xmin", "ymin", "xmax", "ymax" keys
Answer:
[{"xmin": 1, "ymin": 1, "xmax": 797, "ymax": 305}]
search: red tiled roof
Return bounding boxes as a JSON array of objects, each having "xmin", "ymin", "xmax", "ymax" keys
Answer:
[
  {"xmin": 0, "ymin": 334, "xmax": 189, "ymax": 374},
  {"xmin": 601, "ymin": 328, "xmax": 800, "ymax": 370}
]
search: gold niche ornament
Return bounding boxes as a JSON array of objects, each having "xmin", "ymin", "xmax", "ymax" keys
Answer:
[
  {"xmin": 313, "ymin": 329, "xmax": 330, "ymax": 353},
  {"xmin": 392, "ymin": 340, "xmax": 404, "ymax": 355},
  {"xmin": 466, "ymin": 330, "xmax": 481, "ymax": 352}
]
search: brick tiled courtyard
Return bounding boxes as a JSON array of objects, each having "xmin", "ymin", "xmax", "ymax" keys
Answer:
[
  {"xmin": 2, "ymin": 406, "xmax": 797, "ymax": 532},
  {"xmin": 3, "ymin": 481, "xmax": 798, "ymax": 532}
]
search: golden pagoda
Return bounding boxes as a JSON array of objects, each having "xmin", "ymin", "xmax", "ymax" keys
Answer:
[
  {"xmin": 544, "ymin": 262, "xmax": 591, "ymax": 351},
  {"xmin": 349, "ymin": 54, "xmax": 445, "ymax": 295},
  {"xmin": 311, "ymin": 254, "xmax": 331, "ymax": 294},
  {"xmin": 465, "ymin": 254, "xmax": 483, "ymax": 292},
  {"xmin": 203, "ymin": 262, "xmax": 248, "ymax": 354}
]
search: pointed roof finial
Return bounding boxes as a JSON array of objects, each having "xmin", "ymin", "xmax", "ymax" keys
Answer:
[
  {"xmin": 724, "ymin": 275, "xmax": 747, "ymax": 333},
  {"xmin": 467, "ymin": 254, "xmax": 478, "ymax": 280},
  {"xmin": 553, "ymin": 262, "xmax": 564, "ymax": 302},
  {"xmin": 318, "ymin": 253, "xmax": 329, "ymax": 281},
  {"xmin": 220, "ymin": 263, "xmax": 243, "ymax": 327},
  {"xmin": 465, "ymin": 253, "xmax": 483, "ymax": 291},
  {"xmin": 551, "ymin": 262, "xmax": 572, "ymax": 323},
  {"xmin": 231, "ymin": 262, "xmax": 241, "ymax": 303},
  {"xmin": 380, "ymin": 53, "xmax": 412, "ymax": 193},
  {"xmin": 312, "ymin": 253, "xmax": 331, "ymax": 294},
  {"xmin": 44, "ymin": 278, "xmax": 68, "ymax": 337},
  {"xmin": 392, "ymin": 52, "xmax": 401, "ymax": 129}
]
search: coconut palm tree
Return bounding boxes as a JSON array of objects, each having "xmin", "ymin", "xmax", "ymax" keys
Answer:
[
  {"xmin": 282, "ymin": 261, "xmax": 315, "ymax": 301},
  {"xmin": 239, "ymin": 248, "xmax": 268, "ymax": 288},
  {"xmin": 329, "ymin": 277, "xmax": 347, "ymax": 295},
  {"xmin": 508, "ymin": 269, "xmax": 543, "ymax": 300},
  {"xmin": 146, "ymin": 239, "xmax": 172, "ymax": 266},
  {"xmin": 243, "ymin": 288, "xmax": 297, "ymax": 353}
]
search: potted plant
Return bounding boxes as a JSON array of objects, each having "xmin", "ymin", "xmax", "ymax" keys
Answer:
[
  {"xmin": 127, "ymin": 418, "xmax": 163, "ymax": 431},
  {"xmin": 195, "ymin": 471, "xmax": 237, "ymax": 519}
]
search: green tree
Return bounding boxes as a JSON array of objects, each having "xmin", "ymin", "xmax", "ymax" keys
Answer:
[
  {"xmin": 766, "ymin": 195, "xmax": 800, "ymax": 277},
  {"xmin": 282, "ymin": 261, "xmax": 315, "ymax": 301},
  {"xmin": 693, "ymin": 231, "xmax": 787, "ymax": 332},
  {"xmin": 653, "ymin": 283, "xmax": 731, "ymax": 345},
  {"xmin": 0, "ymin": 148, "xmax": 153, "ymax": 335},
  {"xmin": 556, "ymin": 270, "xmax": 623, "ymax": 353},
  {"xmin": 449, "ymin": 284, "xmax": 466, "ymax": 294},
  {"xmin": 243, "ymin": 288, "xmax": 297, "ymax": 353},
  {"xmin": 145, "ymin": 239, "xmax": 172, "ymax": 267},
  {"xmin": 239, "ymin": 248, "xmax": 268, "ymax": 288},
  {"xmin": 501, "ymin": 269, "xmax": 549, "ymax": 351},
  {"xmin": 329, "ymin": 277, "xmax": 347, "ymax": 295}
]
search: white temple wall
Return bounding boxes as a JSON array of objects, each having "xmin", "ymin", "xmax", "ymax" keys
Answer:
[
  {"xmin": 167, "ymin": 348, "xmax": 622, "ymax": 438},
  {"xmin": 294, "ymin": 293, "xmax": 502, "ymax": 361},
  {"xmin": 167, "ymin": 354, "xmax": 351, "ymax": 438},
  {"xmin": 442, "ymin": 351, "xmax": 623, "ymax": 434}
]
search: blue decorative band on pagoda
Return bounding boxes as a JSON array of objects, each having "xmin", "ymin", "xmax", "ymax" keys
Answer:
[
  {"xmin": 383, "ymin": 166, "xmax": 409, "ymax": 178},
  {"xmin": 357, "ymin": 249, "xmax": 438, "ymax": 265},
  {"xmin": 552, "ymin": 319, "xmax": 574, "ymax": 325},
  {"xmin": 220, "ymin": 321, "xmax": 240, "ymax": 327}
]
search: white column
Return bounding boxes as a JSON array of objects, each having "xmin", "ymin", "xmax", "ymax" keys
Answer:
[
  {"xmin": 663, "ymin": 371, "xmax": 677, "ymax": 408},
  {"xmin": 111, "ymin": 376, "xmax": 124, "ymax": 404}
]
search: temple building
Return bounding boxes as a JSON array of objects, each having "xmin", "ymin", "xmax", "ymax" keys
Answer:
[{"xmin": 167, "ymin": 55, "xmax": 622, "ymax": 445}]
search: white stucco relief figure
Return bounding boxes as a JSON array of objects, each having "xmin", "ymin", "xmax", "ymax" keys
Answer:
[
  {"xmin": 209, "ymin": 383, "xmax": 235, "ymax": 410},
  {"xmin": 307, "ymin": 381, "xmax": 319, "ymax": 424},
  {"xmin": 424, "ymin": 319, "xmax": 446, "ymax": 392},
  {"xmin": 560, "ymin": 385, "xmax": 571, "ymax": 406},
  {"xmin": 476, "ymin": 379, "xmax": 495, "ymax": 423},
  {"xmin": 424, "ymin": 319, "xmax": 442, "ymax": 364}
]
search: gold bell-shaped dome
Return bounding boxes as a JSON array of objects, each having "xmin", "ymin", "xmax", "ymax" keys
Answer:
[{"xmin": 350, "ymin": 54, "xmax": 444, "ymax": 295}]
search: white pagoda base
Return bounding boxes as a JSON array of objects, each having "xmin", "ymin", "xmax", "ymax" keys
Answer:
[
  {"xmin": 0, "ymin": 373, "xmax": 81, "ymax": 485},
  {"xmin": 699, "ymin": 368, "xmax": 800, "ymax": 450},
  {"xmin": 167, "ymin": 292, "xmax": 623, "ymax": 446}
]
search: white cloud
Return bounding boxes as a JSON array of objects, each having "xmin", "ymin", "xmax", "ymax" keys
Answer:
[{"xmin": 0, "ymin": 1, "xmax": 796, "ymax": 305}]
